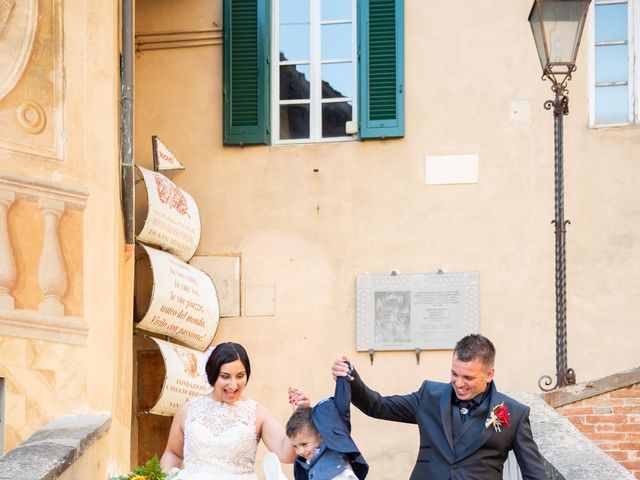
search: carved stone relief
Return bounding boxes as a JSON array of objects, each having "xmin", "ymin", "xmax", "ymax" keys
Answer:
[
  {"xmin": 0, "ymin": 0, "xmax": 64, "ymax": 161},
  {"xmin": 0, "ymin": 0, "xmax": 37, "ymax": 101}
]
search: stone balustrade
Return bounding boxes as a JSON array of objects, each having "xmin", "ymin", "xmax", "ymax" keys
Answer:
[{"xmin": 0, "ymin": 172, "xmax": 89, "ymax": 345}]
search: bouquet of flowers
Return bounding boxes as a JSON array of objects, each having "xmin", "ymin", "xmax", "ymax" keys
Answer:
[{"xmin": 110, "ymin": 454, "xmax": 178, "ymax": 480}]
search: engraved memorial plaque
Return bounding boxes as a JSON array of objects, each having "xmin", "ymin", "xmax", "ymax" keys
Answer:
[{"xmin": 356, "ymin": 272, "xmax": 479, "ymax": 351}]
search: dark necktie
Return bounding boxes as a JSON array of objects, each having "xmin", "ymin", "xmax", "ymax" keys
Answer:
[{"xmin": 454, "ymin": 398, "xmax": 476, "ymax": 423}]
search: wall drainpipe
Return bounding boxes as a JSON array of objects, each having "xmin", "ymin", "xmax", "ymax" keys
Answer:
[{"xmin": 121, "ymin": 0, "xmax": 135, "ymax": 258}]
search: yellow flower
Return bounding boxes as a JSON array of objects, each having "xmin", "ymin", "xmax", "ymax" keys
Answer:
[{"xmin": 131, "ymin": 476, "xmax": 147, "ymax": 480}]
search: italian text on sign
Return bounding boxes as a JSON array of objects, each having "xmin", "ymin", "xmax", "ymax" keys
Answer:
[
  {"xmin": 149, "ymin": 337, "xmax": 213, "ymax": 416},
  {"xmin": 136, "ymin": 245, "xmax": 220, "ymax": 351},
  {"xmin": 136, "ymin": 166, "xmax": 201, "ymax": 262}
]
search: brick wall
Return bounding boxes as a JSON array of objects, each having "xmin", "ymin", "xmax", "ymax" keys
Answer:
[{"xmin": 556, "ymin": 383, "xmax": 640, "ymax": 479}]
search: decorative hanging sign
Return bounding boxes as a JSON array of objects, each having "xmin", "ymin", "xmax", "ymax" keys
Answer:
[
  {"xmin": 135, "ymin": 166, "xmax": 201, "ymax": 262},
  {"xmin": 152, "ymin": 136, "xmax": 185, "ymax": 173},
  {"xmin": 136, "ymin": 245, "xmax": 220, "ymax": 351},
  {"xmin": 149, "ymin": 337, "xmax": 213, "ymax": 416}
]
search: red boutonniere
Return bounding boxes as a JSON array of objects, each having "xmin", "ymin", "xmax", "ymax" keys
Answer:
[{"xmin": 485, "ymin": 402, "xmax": 510, "ymax": 432}]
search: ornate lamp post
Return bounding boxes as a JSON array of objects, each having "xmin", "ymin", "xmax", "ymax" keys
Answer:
[{"xmin": 528, "ymin": 0, "xmax": 591, "ymax": 391}]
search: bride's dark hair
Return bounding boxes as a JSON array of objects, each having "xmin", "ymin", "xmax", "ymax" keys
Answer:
[{"xmin": 205, "ymin": 342, "xmax": 251, "ymax": 386}]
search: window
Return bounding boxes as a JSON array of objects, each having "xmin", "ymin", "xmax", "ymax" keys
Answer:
[
  {"xmin": 223, "ymin": 0, "xmax": 404, "ymax": 145},
  {"xmin": 591, "ymin": 0, "xmax": 639, "ymax": 125},
  {"xmin": 274, "ymin": 0, "xmax": 356, "ymax": 142}
]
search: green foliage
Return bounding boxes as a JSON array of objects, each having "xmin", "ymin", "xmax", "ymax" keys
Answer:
[{"xmin": 110, "ymin": 454, "xmax": 177, "ymax": 480}]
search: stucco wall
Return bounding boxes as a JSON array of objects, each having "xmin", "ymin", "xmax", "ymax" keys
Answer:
[
  {"xmin": 0, "ymin": 0, "xmax": 133, "ymax": 474},
  {"xmin": 134, "ymin": 0, "xmax": 640, "ymax": 478}
]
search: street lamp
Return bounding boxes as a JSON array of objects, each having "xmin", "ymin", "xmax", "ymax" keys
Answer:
[{"xmin": 528, "ymin": 0, "xmax": 591, "ymax": 391}]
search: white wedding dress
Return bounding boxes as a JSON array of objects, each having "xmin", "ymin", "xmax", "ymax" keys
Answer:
[{"xmin": 175, "ymin": 396, "xmax": 259, "ymax": 480}]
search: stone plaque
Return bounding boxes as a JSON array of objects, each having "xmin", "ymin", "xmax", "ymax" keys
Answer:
[
  {"xmin": 189, "ymin": 254, "xmax": 241, "ymax": 318},
  {"xmin": 356, "ymin": 272, "xmax": 479, "ymax": 351}
]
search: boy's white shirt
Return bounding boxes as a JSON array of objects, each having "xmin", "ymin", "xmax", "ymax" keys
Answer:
[
  {"xmin": 331, "ymin": 468, "xmax": 358, "ymax": 480},
  {"xmin": 262, "ymin": 452, "xmax": 288, "ymax": 480}
]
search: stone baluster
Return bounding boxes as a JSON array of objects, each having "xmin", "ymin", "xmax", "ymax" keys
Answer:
[
  {"xmin": 38, "ymin": 199, "xmax": 66, "ymax": 316},
  {"xmin": 0, "ymin": 190, "xmax": 16, "ymax": 310}
]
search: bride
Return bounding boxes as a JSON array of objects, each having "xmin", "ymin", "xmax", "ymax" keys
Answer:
[{"xmin": 161, "ymin": 342, "xmax": 309, "ymax": 479}]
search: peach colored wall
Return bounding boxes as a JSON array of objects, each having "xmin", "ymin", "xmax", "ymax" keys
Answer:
[
  {"xmin": 134, "ymin": 0, "xmax": 640, "ymax": 477},
  {"xmin": 0, "ymin": 0, "xmax": 133, "ymax": 475}
]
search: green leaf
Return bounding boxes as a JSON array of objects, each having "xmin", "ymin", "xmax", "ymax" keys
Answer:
[{"xmin": 109, "ymin": 454, "xmax": 169, "ymax": 480}]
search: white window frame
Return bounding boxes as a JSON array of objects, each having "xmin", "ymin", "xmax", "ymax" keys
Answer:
[
  {"xmin": 589, "ymin": 0, "xmax": 640, "ymax": 127},
  {"xmin": 271, "ymin": 0, "xmax": 358, "ymax": 144}
]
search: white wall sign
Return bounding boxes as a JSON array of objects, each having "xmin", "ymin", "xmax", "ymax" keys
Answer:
[
  {"xmin": 149, "ymin": 337, "xmax": 213, "ymax": 416},
  {"xmin": 425, "ymin": 154, "xmax": 479, "ymax": 185},
  {"xmin": 135, "ymin": 166, "xmax": 201, "ymax": 262},
  {"xmin": 136, "ymin": 245, "xmax": 220, "ymax": 351}
]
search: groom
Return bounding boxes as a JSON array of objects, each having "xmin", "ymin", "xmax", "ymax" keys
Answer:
[{"xmin": 332, "ymin": 334, "xmax": 547, "ymax": 479}]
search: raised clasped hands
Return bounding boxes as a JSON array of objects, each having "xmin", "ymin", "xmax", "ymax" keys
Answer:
[
  {"xmin": 331, "ymin": 355, "xmax": 354, "ymax": 381},
  {"xmin": 287, "ymin": 386, "xmax": 310, "ymax": 409}
]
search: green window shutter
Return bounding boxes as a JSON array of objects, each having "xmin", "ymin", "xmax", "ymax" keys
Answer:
[
  {"xmin": 223, "ymin": 0, "xmax": 270, "ymax": 145},
  {"xmin": 358, "ymin": 0, "xmax": 404, "ymax": 139}
]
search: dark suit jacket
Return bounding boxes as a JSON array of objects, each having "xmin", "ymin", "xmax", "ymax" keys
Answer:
[
  {"xmin": 294, "ymin": 376, "xmax": 368, "ymax": 480},
  {"xmin": 349, "ymin": 370, "xmax": 546, "ymax": 480}
]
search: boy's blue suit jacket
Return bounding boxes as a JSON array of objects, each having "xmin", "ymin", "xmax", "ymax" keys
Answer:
[{"xmin": 293, "ymin": 376, "xmax": 369, "ymax": 480}]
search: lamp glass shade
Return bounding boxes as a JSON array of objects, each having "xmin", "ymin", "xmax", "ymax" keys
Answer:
[{"xmin": 529, "ymin": 0, "xmax": 591, "ymax": 71}]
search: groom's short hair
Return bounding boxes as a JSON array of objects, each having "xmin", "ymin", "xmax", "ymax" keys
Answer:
[{"xmin": 454, "ymin": 334, "xmax": 495, "ymax": 367}]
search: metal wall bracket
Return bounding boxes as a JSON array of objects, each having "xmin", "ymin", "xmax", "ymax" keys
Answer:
[
  {"xmin": 368, "ymin": 348, "xmax": 375, "ymax": 365},
  {"xmin": 415, "ymin": 348, "xmax": 421, "ymax": 365}
]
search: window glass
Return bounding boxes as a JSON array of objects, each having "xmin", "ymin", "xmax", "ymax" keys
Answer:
[
  {"xmin": 595, "ymin": 44, "xmax": 628, "ymax": 83},
  {"xmin": 595, "ymin": 3, "xmax": 627, "ymax": 43},
  {"xmin": 280, "ymin": 0, "xmax": 309, "ymax": 25},
  {"xmin": 274, "ymin": 0, "xmax": 358, "ymax": 141},
  {"xmin": 322, "ymin": 102, "xmax": 353, "ymax": 137},
  {"xmin": 321, "ymin": 23, "xmax": 352, "ymax": 59},
  {"xmin": 595, "ymin": 85, "xmax": 628, "ymax": 124},
  {"xmin": 280, "ymin": 104, "xmax": 310, "ymax": 139},
  {"xmin": 280, "ymin": 64, "xmax": 311, "ymax": 100},
  {"xmin": 322, "ymin": 0, "xmax": 352, "ymax": 21},
  {"xmin": 592, "ymin": 0, "xmax": 632, "ymax": 125},
  {"xmin": 321, "ymin": 63, "xmax": 352, "ymax": 98},
  {"xmin": 280, "ymin": 0, "xmax": 310, "ymax": 61}
]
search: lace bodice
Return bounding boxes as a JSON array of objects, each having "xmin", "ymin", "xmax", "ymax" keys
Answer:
[{"xmin": 178, "ymin": 396, "xmax": 259, "ymax": 479}]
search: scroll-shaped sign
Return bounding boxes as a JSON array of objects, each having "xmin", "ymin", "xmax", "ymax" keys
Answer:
[
  {"xmin": 149, "ymin": 337, "xmax": 213, "ymax": 416},
  {"xmin": 135, "ymin": 166, "xmax": 201, "ymax": 262},
  {"xmin": 152, "ymin": 136, "xmax": 185, "ymax": 173},
  {"xmin": 136, "ymin": 245, "xmax": 220, "ymax": 351}
]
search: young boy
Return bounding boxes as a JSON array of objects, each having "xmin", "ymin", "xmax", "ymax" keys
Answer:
[{"xmin": 286, "ymin": 376, "xmax": 368, "ymax": 480}]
